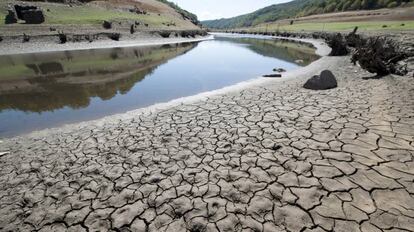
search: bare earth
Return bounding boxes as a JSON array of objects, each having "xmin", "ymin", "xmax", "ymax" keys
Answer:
[
  {"xmin": 275, "ymin": 6, "xmax": 414, "ymax": 25},
  {"xmin": 0, "ymin": 39, "xmax": 414, "ymax": 232},
  {"xmin": 0, "ymin": 34, "xmax": 213, "ymax": 55}
]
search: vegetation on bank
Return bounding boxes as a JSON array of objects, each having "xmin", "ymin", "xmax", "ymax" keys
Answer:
[
  {"xmin": 202, "ymin": 0, "xmax": 414, "ymax": 29},
  {"xmin": 249, "ymin": 21, "xmax": 414, "ymax": 32},
  {"xmin": 156, "ymin": 0, "xmax": 199, "ymax": 25}
]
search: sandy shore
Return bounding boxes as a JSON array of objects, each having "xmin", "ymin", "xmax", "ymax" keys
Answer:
[
  {"xmin": 0, "ymin": 34, "xmax": 214, "ymax": 55},
  {"xmin": 0, "ymin": 36, "xmax": 413, "ymax": 231}
]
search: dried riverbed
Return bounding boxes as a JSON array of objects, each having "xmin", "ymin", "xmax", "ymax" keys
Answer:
[{"xmin": 0, "ymin": 38, "xmax": 413, "ymax": 231}]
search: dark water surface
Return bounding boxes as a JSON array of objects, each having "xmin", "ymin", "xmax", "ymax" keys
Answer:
[{"xmin": 0, "ymin": 35, "xmax": 319, "ymax": 137}]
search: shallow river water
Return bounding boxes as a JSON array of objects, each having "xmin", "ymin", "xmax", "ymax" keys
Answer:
[{"xmin": 0, "ymin": 35, "xmax": 319, "ymax": 137}]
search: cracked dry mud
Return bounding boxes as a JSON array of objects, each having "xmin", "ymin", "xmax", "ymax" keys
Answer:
[{"xmin": 0, "ymin": 56, "xmax": 413, "ymax": 232}]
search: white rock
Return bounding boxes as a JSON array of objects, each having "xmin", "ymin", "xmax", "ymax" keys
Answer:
[{"xmin": 0, "ymin": 152, "xmax": 9, "ymax": 157}]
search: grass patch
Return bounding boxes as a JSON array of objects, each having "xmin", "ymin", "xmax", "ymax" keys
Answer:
[
  {"xmin": 44, "ymin": 5, "xmax": 170, "ymax": 26},
  {"xmin": 251, "ymin": 20, "xmax": 414, "ymax": 33},
  {"xmin": 0, "ymin": 2, "xmax": 183, "ymax": 27}
]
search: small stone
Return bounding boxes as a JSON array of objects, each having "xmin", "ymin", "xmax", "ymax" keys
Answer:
[{"xmin": 273, "ymin": 68, "xmax": 286, "ymax": 72}]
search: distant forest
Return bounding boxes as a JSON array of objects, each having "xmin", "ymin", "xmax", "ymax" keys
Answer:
[
  {"xmin": 202, "ymin": 0, "xmax": 414, "ymax": 29},
  {"xmin": 156, "ymin": 0, "xmax": 199, "ymax": 24}
]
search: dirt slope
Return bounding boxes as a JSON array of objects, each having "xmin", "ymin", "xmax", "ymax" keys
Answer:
[{"xmin": 0, "ymin": 0, "xmax": 202, "ymax": 39}]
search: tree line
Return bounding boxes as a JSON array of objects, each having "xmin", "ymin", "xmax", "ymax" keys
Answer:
[{"xmin": 202, "ymin": 0, "xmax": 413, "ymax": 29}]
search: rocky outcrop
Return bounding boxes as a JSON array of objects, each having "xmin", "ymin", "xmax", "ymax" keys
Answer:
[
  {"xmin": 21, "ymin": 9, "xmax": 45, "ymax": 24},
  {"xmin": 303, "ymin": 70, "xmax": 338, "ymax": 90},
  {"xmin": 13, "ymin": 5, "xmax": 45, "ymax": 24}
]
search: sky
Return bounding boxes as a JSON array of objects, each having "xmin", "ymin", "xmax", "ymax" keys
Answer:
[{"xmin": 170, "ymin": 0, "xmax": 292, "ymax": 21}]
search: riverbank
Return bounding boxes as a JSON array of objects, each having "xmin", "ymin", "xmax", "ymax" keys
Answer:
[
  {"xmin": 0, "ymin": 32, "xmax": 213, "ymax": 55},
  {"xmin": 0, "ymin": 34, "xmax": 413, "ymax": 231}
]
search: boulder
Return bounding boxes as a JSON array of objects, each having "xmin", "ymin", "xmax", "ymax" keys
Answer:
[
  {"xmin": 14, "ymin": 5, "xmax": 37, "ymax": 19},
  {"xmin": 21, "ymin": 9, "xmax": 45, "ymax": 24},
  {"xmin": 5, "ymin": 10, "xmax": 18, "ymax": 24},
  {"xmin": 14, "ymin": 5, "xmax": 45, "ymax": 24},
  {"xmin": 303, "ymin": 70, "xmax": 337, "ymax": 90}
]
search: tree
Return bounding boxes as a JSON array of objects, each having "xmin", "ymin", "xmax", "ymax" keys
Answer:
[
  {"xmin": 342, "ymin": 1, "xmax": 352, "ymax": 11},
  {"xmin": 336, "ymin": 1, "xmax": 344, "ymax": 11},
  {"xmin": 377, "ymin": 0, "xmax": 387, "ymax": 7},
  {"xmin": 387, "ymin": 1, "xmax": 399, "ymax": 7},
  {"xmin": 350, "ymin": 0, "xmax": 362, "ymax": 10},
  {"xmin": 325, "ymin": 3, "xmax": 337, "ymax": 12},
  {"xmin": 361, "ymin": 0, "xmax": 369, "ymax": 9}
]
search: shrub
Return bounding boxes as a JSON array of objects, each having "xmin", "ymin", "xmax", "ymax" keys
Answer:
[
  {"xmin": 5, "ymin": 10, "xmax": 17, "ymax": 24},
  {"xmin": 130, "ymin": 25, "xmax": 135, "ymax": 34},
  {"xmin": 102, "ymin": 20, "xmax": 112, "ymax": 29},
  {"xmin": 108, "ymin": 33, "xmax": 120, "ymax": 41},
  {"xmin": 58, "ymin": 32, "xmax": 67, "ymax": 44},
  {"xmin": 22, "ymin": 33, "xmax": 30, "ymax": 43},
  {"xmin": 85, "ymin": 34, "xmax": 93, "ymax": 43},
  {"xmin": 387, "ymin": 2, "xmax": 398, "ymax": 8}
]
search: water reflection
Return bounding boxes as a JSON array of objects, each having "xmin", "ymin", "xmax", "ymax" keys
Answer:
[
  {"xmin": 216, "ymin": 36, "xmax": 320, "ymax": 65},
  {"xmin": 0, "ymin": 36, "xmax": 319, "ymax": 136},
  {"xmin": 0, "ymin": 43, "xmax": 196, "ymax": 112}
]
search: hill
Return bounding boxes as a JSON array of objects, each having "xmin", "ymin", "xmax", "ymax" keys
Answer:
[
  {"xmin": 0, "ymin": 0, "xmax": 199, "ymax": 28},
  {"xmin": 202, "ymin": 0, "xmax": 414, "ymax": 29}
]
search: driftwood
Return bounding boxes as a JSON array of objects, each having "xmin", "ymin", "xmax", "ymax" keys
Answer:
[
  {"xmin": 263, "ymin": 74, "xmax": 282, "ymax": 78},
  {"xmin": 351, "ymin": 37, "xmax": 408, "ymax": 76},
  {"xmin": 326, "ymin": 33, "xmax": 348, "ymax": 56},
  {"xmin": 345, "ymin": 27, "xmax": 364, "ymax": 48}
]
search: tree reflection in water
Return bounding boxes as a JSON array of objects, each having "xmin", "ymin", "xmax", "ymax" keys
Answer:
[
  {"xmin": 216, "ymin": 36, "xmax": 320, "ymax": 65},
  {"xmin": 0, "ymin": 43, "xmax": 197, "ymax": 113}
]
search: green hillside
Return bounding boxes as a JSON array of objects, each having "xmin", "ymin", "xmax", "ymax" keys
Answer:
[
  {"xmin": 202, "ymin": 0, "xmax": 414, "ymax": 29},
  {"xmin": 156, "ymin": 0, "xmax": 199, "ymax": 24}
]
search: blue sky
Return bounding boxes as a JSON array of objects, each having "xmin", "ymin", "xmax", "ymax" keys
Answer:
[{"xmin": 170, "ymin": 0, "xmax": 291, "ymax": 21}]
